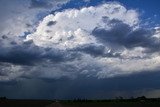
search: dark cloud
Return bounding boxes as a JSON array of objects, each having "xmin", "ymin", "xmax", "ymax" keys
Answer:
[
  {"xmin": 1, "ymin": 70, "xmax": 160, "ymax": 99},
  {"xmin": 30, "ymin": 0, "xmax": 52, "ymax": 8},
  {"xmin": 92, "ymin": 20, "xmax": 131, "ymax": 47},
  {"xmin": 92, "ymin": 19, "xmax": 159, "ymax": 52},
  {"xmin": 1, "ymin": 35, "xmax": 8, "ymax": 39},
  {"xmin": 1, "ymin": 0, "xmax": 160, "ymax": 100},
  {"xmin": 47, "ymin": 21, "xmax": 57, "ymax": 26},
  {"xmin": 0, "ymin": 41, "xmax": 80, "ymax": 66},
  {"xmin": 73, "ymin": 45, "xmax": 105, "ymax": 57},
  {"xmin": 125, "ymin": 29, "xmax": 155, "ymax": 49},
  {"xmin": 42, "ymin": 49, "xmax": 79, "ymax": 63},
  {"xmin": 10, "ymin": 41, "xmax": 17, "ymax": 45},
  {"xmin": 0, "ymin": 43, "xmax": 41, "ymax": 65},
  {"xmin": 74, "ymin": 44, "xmax": 121, "ymax": 58}
]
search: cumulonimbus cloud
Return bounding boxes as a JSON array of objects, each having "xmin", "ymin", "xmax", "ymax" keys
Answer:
[{"xmin": 1, "ymin": 2, "xmax": 160, "ymax": 81}]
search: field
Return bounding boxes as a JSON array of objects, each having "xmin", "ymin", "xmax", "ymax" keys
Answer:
[{"xmin": 1, "ymin": 98, "xmax": 160, "ymax": 107}]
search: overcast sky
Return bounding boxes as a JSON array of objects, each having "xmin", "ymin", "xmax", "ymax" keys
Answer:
[{"xmin": 0, "ymin": 0, "xmax": 160, "ymax": 99}]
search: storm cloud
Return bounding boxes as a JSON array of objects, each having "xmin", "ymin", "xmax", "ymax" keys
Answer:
[
  {"xmin": 1, "ymin": 0, "xmax": 160, "ymax": 100},
  {"xmin": 0, "ymin": 2, "xmax": 160, "ymax": 83},
  {"xmin": 92, "ymin": 19, "xmax": 159, "ymax": 51}
]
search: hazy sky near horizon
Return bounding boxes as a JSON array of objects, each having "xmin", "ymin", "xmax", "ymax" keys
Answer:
[{"xmin": 0, "ymin": 0, "xmax": 160, "ymax": 99}]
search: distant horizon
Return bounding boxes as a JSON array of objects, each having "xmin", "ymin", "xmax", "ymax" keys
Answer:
[{"xmin": 0, "ymin": 95, "xmax": 159, "ymax": 100}]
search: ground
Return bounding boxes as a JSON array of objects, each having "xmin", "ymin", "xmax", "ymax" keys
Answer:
[{"xmin": 1, "ymin": 98, "xmax": 160, "ymax": 107}]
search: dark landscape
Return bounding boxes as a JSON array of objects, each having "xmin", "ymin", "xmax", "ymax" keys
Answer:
[{"xmin": 1, "ymin": 97, "xmax": 160, "ymax": 107}]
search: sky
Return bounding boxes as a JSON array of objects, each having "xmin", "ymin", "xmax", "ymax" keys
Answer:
[{"xmin": 0, "ymin": 0, "xmax": 160, "ymax": 99}]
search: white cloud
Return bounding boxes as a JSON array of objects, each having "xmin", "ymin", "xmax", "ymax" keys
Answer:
[
  {"xmin": 0, "ymin": 0, "xmax": 70, "ymax": 42},
  {"xmin": 96, "ymin": 53, "xmax": 160, "ymax": 78},
  {"xmin": 1, "ymin": 2, "xmax": 160, "ymax": 81},
  {"xmin": 24, "ymin": 2, "xmax": 160, "ymax": 79},
  {"xmin": 26, "ymin": 3, "xmax": 139, "ymax": 49}
]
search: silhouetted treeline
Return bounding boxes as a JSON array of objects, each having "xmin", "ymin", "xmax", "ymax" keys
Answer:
[
  {"xmin": 60, "ymin": 96, "xmax": 160, "ymax": 103},
  {"xmin": 0, "ymin": 97, "xmax": 7, "ymax": 100},
  {"xmin": 1, "ymin": 96, "xmax": 160, "ymax": 103}
]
